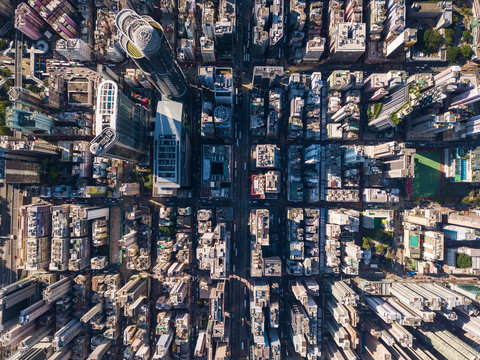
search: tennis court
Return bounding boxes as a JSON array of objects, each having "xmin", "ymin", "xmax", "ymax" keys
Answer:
[{"xmin": 411, "ymin": 151, "xmax": 441, "ymax": 198}]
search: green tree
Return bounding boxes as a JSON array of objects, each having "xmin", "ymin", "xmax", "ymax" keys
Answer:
[
  {"xmin": 159, "ymin": 226, "xmax": 176, "ymax": 237},
  {"xmin": 461, "ymin": 45, "xmax": 473, "ymax": 59},
  {"xmin": 446, "ymin": 46, "xmax": 460, "ymax": 64},
  {"xmin": 457, "ymin": 253, "xmax": 472, "ymax": 268},
  {"xmin": 0, "ymin": 100, "xmax": 9, "ymax": 135},
  {"xmin": 423, "ymin": 28, "xmax": 443, "ymax": 53},
  {"xmin": 453, "ymin": 14, "xmax": 459, "ymax": 26},
  {"xmin": 143, "ymin": 172, "xmax": 153, "ymax": 193},
  {"xmin": 0, "ymin": 39, "xmax": 8, "ymax": 51},
  {"xmin": 462, "ymin": 30, "xmax": 472, "ymax": 41},
  {"xmin": 362, "ymin": 237, "xmax": 372, "ymax": 250},
  {"xmin": 445, "ymin": 28, "xmax": 455, "ymax": 46},
  {"xmin": 48, "ymin": 165, "xmax": 60, "ymax": 180},
  {"xmin": 460, "ymin": 7, "xmax": 472, "ymax": 15},
  {"xmin": 0, "ymin": 68, "xmax": 12, "ymax": 77}
]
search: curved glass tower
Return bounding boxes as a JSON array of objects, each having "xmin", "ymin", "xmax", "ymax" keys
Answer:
[{"xmin": 116, "ymin": 9, "xmax": 187, "ymax": 99}]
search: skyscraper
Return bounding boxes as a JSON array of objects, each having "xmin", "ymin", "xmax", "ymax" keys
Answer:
[
  {"xmin": 115, "ymin": 9, "xmax": 187, "ymax": 99},
  {"xmin": 15, "ymin": 3, "xmax": 46, "ymax": 40},
  {"xmin": 153, "ymin": 99, "xmax": 191, "ymax": 197},
  {"xmin": 25, "ymin": 0, "xmax": 79, "ymax": 40},
  {"xmin": 89, "ymin": 80, "xmax": 150, "ymax": 161},
  {"xmin": 55, "ymin": 38, "xmax": 92, "ymax": 61}
]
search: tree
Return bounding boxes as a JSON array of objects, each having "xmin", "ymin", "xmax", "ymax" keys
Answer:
[
  {"xmin": 457, "ymin": 253, "xmax": 472, "ymax": 268},
  {"xmin": 159, "ymin": 226, "xmax": 176, "ymax": 237},
  {"xmin": 48, "ymin": 165, "xmax": 60, "ymax": 180},
  {"xmin": 362, "ymin": 237, "xmax": 372, "ymax": 250},
  {"xmin": 375, "ymin": 245, "xmax": 384, "ymax": 254},
  {"xmin": 423, "ymin": 28, "xmax": 443, "ymax": 53},
  {"xmin": 446, "ymin": 46, "xmax": 460, "ymax": 64},
  {"xmin": 461, "ymin": 45, "xmax": 473, "ymax": 59},
  {"xmin": 0, "ymin": 39, "xmax": 8, "ymax": 51},
  {"xmin": 0, "ymin": 68, "xmax": 12, "ymax": 77},
  {"xmin": 0, "ymin": 100, "xmax": 9, "ymax": 135},
  {"xmin": 143, "ymin": 172, "xmax": 153, "ymax": 193},
  {"xmin": 462, "ymin": 30, "xmax": 472, "ymax": 41},
  {"xmin": 453, "ymin": 14, "xmax": 460, "ymax": 26},
  {"xmin": 445, "ymin": 28, "xmax": 455, "ymax": 46}
]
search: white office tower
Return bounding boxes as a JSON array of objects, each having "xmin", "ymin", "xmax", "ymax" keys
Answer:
[
  {"xmin": 43, "ymin": 278, "xmax": 71, "ymax": 303},
  {"xmin": 87, "ymin": 338, "xmax": 111, "ymax": 360},
  {"xmin": 19, "ymin": 300, "xmax": 52, "ymax": 325},
  {"xmin": 389, "ymin": 283, "xmax": 424, "ymax": 309},
  {"xmin": 386, "ymin": 28, "xmax": 417, "ymax": 58},
  {"xmin": 89, "ymin": 80, "xmax": 150, "ymax": 162},
  {"xmin": 331, "ymin": 281, "xmax": 359, "ymax": 306},
  {"xmin": 0, "ymin": 279, "xmax": 37, "ymax": 327},
  {"xmin": 365, "ymin": 296, "xmax": 402, "ymax": 323},
  {"xmin": 327, "ymin": 298, "xmax": 350, "ymax": 326},
  {"xmin": 52, "ymin": 319, "xmax": 82, "ymax": 351},
  {"xmin": 330, "ymin": 22, "xmax": 366, "ymax": 62},
  {"xmin": 116, "ymin": 9, "xmax": 187, "ymax": 99},
  {"xmin": 152, "ymin": 99, "xmax": 191, "ymax": 197},
  {"xmin": 326, "ymin": 317, "xmax": 350, "ymax": 349},
  {"xmin": 81, "ymin": 302, "xmax": 103, "ymax": 323}
]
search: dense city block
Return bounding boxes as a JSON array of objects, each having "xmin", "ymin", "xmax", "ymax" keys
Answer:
[{"xmin": 1, "ymin": 0, "xmax": 480, "ymax": 359}]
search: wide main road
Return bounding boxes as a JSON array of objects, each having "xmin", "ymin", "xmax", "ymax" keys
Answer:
[{"xmin": 228, "ymin": 0, "xmax": 254, "ymax": 358}]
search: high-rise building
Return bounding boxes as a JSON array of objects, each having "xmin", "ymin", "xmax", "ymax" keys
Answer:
[
  {"xmin": 116, "ymin": 9, "xmax": 187, "ymax": 99},
  {"xmin": 215, "ymin": 20, "xmax": 234, "ymax": 59},
  {"xmin": 0, "ymin": 279, "xmax": 37, "ymax": 327},
  {"xmin": 89, "ymin": 80, "xmax": 150, "ymax": 161},
  {"xmin": 386, "ymin": 28, "xmax": 417, "ymax": 58},
  {"xmin": 177, "ymin": 38, "xmax": 195, "ymax": 62},
  {"xmin": 152, "ymin": 99, "xmax": 191, "ymax": 197},
  {"xmin": 330, "ymin": 22, "xmax": 366, "ymax": 62},
  {"xmin": 6, "ymin": 107, "xmax": 56, "ymax": 135},
  {"xmin": 26, "ymin": 0, "xmax": 80, "ymax": 40},
  {"xmin": 253, "ymin": 26, "xmax": 269, "ymax": 58},
  {"xmin": 0, "ymin": 0, "xmax": 14, "ymax": 18},
  {"xmin": 200, "ymin": 36, "xmax": 215, "ymax": 63},
  {"xmin": 56, "ymin": 38, "xmax": 93, "ymax": 61},
  {"xmin": 0, "ymin": 137, "xmax": 58, "ymax": 183},
  {"xmin": 23, "ymin": 204, "xmax": 52, "ymax": 271},
  {"xmin": 198, "ymin": 66, "xmax": 214, "ymax": 88},
  {"xmin": 214, "ymin": 67, "xmax": 233, "ymax": 105},
  {"xmin": 8, "ymin": 87, "xmax": 43, "ymax": 110},
  {"xmin": 303, "ymin": 37, "xmax": 326, "ymax": 61},
  {"xmin": 14, "ymin": 3, "xmax": 46, "ymax": 40}
]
